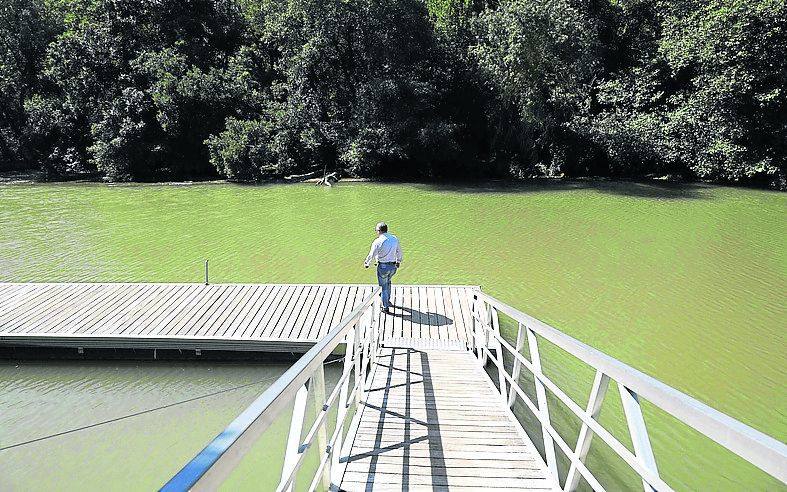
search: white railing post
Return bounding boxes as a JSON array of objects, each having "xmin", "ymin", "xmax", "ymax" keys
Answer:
[
  {"xmin": 330, "ymin": 330, "xmax": 355, "ymax": 486},
  {"xmin": 280, "ymin": 383, "xmax": 309, "ymax": 492},
  {"xmin": 478, "ymin": 300, "xmax": 489, "ymax": 366},
  {"xmin": 310, "ymin": 366, "xmax": 330, "ymax": 491},
  {"xmin": 619, "ymin": 383, "xmax": 659, "ymax": 492},
  {"xmin": 527, "ymin": 327, "xmax": 558, "ymax": 479},
  {"xmin": 362, "ymin": 307, "xmax": 375, "ymax": 391},
  {"xmin": 564, "ymin": 371, "xmax": 611, "ymax": 491},
  {"xmin": 354, "ymin": 322, "xmax": 363, "ymax": 409},
  {"xmin": 508, "ymin": 322, "xmax": 526, "ymax": 407},
  {"xmin": 490, "ymin": 307, "xmax": 507, "ymax": 399},
  {"xmin": 471, "ymin": 294, "xmax": 479, "ymax": 355}
]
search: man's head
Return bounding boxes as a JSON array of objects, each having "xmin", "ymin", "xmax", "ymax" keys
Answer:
[{"xmin": 375, "ymin": 222, "xmax": 388, "ymax": 236}]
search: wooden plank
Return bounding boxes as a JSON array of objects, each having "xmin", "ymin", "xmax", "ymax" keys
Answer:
[
  {"xmin": 167, "ymin": 284, "xmax": 231, "ymax": 336},
  {"xmin": 0, "ymin": 283, "xmax": 25, "ymax": 299},
  {"xmin": 88, "ymin": 284, "xmax": 164, "ymax": 335},
  {"xmin": 191, "ymin": 284, "xmax": 246, "ymax": 337},
  {"xmin": 116, "ymin": 284, "xmax": 188, "ymax": 336},
  {"xmin": 425, "ymin": 286, "xmax": 440, "ymax": 340},
  {"xmin": 422, "ymin": 286, "xmax": 434, "ymax": 339},
  {"xmin": 392, "ymin": 286, "xmax": 404, "ymax": 339},
  {"xmin": 0, "ymin": 284, "xmax": 489, "ymax": 357},
  {"xmin": 225, "ymin": 285, "xmax": 270, "ymax": 339},
  {"xmin": 212, "ymin": 284, "xmax": 260, "ymax": 338},
  {"xmin": 0, "ymin": 284, "xmax": 83, "ymax": 330},
  {"xmin": 412, "ymin": 285, "xmax": 424, "ymax": 339},
  {"xmin": 453, "ymin": 287, "xmax": 475, "ymax": 344},
  {"xmin": 194, "ymin": 284, "xmax": 248, "ymax": 338},
  {"xmin": 355, "ymin": 422, "xmax": 521, "ymax": 433},
  {"xmin": 305, "ymin": 284, "xmax": 342, "ymax": 340},
  {"xmin": 344, "ymin": 462, "xmax": 545, "ymax": 478},
  {"xmin": 447, "ymin": 287, "xmax": 468, "ymax": 344},
  {"xmin": 240, "ymin": 285, "xmax": 284, "ymax": 338},
  {"xmin": 344, "ymin": 448, "xmax": 537, "ymax": 462},
  {"xmin": 39, "ymin": 284, "xmax": 129, "ymax": 335},
  {"xmin": 0, "ymin": 283, "xmax": 63, "ymax": 314},
  {"xmin": 259, "ymin": 284, "xmax": 301, "ymax": 338},
  {"xmin": 81, "ymin": 284, "xmax": 154, "ymax": 336},
  {"xmin": 437, "ymin": 286, "xmax": 459, "ymax": 342},
  {"xmin": 320, "ymin": 285, "xmax": 355, "ymax": 336},
  {"xmin": 247, "ymin": 284, "xmax": 290, "ymax": 338},
  {"xmin": 281, "ymin": 284, "xmax": 319, "ymax": 339},
  {"xmin": 338, "ymin": 285, "xmax": 360, "ymax": 322},
  {"xmin": 263, "ymin": 284, "xmax": 305, "ymax": 338},
  {"xmin": 300, "ymin": 284, "xmax": 333, "ymax": 340},
  {"xmin": 298, "ymin": 285, "xmax": 333, "ymax": 341},
  {"xmin": 401, "ymin": 286, "xmax": 415, "ymax": 339},
  {"xmin": 117, "ymin": 284, "xmax": 190, "ymax": 336},
  {"xmin": 155, "ymin": 285, "xmax": 216, "ymax": 336},
  {"xmin": 18, "ymin": 285, "xmax": 121, "ymax": 333},
  {"xmin": 345, "ymin": 456, "xmax": 540, "ymax": 469},
  {"xmin": 0, "ymin": 284, "xmax": 48, "ymax": 314},
  {"xmin": 339, "ymin": 484, "xmax": 552, "ymax": 492},
  {"xmin": 340, "ymin": 473, "xmax": 553, "ymax": 489},
  {"xmin": 70, "ymin": 283, "xmax": 154, "ymax": 334},
  {"xmin": 0, "ymin": 284, "xmax": 74, "ymax": 332},
  {"xmin": 8, "ymin": 284, "xmax": 105, "ymax": 334},
  {"xmin": 136, "ymin": 284, "xmax": 207, "ymax": 336}
]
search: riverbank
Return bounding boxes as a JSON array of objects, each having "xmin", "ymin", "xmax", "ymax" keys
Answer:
[{"xmin": 4, "ymin": 169, "xmax": 783, "ymax": 195}]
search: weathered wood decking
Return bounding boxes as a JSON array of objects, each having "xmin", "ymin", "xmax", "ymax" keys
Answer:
[
  {"xmin": 1, "ymin": 282, "xmax": 561, "ymax": 491},
  {"xmin": 339, "ymin": 346, "xmax": 556, "ymax": 491},
  {"xmin": 0, "ymin": 283, "xmax": 477, "ymax": 352}
]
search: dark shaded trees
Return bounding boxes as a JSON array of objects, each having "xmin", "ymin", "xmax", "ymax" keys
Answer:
[
  {"xmin": 1, "ymin": 0, "xmax": 786, "ymax": 188},
  {"xmin": 208, "ymin": 0, "xmax": 471, "ymax": 180},
  {"xmin": 580, "ymin": 0, "xmax": 787, "ymax": 188}
]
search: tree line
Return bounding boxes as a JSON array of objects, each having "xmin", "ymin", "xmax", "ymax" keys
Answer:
[{"xmin": 1, "ymin": 0, "xmax": 785, "ymax": 188}]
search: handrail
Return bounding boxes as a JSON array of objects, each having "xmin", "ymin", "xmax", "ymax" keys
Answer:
[
  {"xmin": 161, "ymin": 286, "xmax": 382, "ymax": 491},
  {"xmin": 471, "ymin": 290, "xmax": 787, "ymax": 490}
]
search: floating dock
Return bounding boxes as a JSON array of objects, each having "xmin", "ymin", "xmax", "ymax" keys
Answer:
[{"xmin": 0, "ymin": 283, "xmax": 477, "ymax": 353}]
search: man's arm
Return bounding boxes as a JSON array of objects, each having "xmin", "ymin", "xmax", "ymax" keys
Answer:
[
  {"xmin": 395, "ymin": 241, "xmax": 403, "ymax": 266},
  {"xmin": 364, "ymin": 240, "xmax": 379, "ymax": 268}
]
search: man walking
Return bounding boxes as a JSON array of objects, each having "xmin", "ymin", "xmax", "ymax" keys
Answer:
[{"xmin": 364, "ymin": 222, "xmax": 402, "ymax": 313}]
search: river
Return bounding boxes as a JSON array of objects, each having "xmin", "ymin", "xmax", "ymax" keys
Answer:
[{"xmin": 0, "ymin": 180, "xmax": 784, "ymax": 490}]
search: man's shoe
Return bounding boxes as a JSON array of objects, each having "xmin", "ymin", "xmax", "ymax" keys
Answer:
[{"xmin": 380, "ymin": 306, "xmax": 389, "ymax": 314}]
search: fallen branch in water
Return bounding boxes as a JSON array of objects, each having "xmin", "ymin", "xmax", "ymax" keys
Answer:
[
  {"xmin": 284, "ymin": 170, "xmax": 321, "ymax": 181},
  {"xmin": 315, "ymin": 171, "xmax": 340, "ymax": 186}
]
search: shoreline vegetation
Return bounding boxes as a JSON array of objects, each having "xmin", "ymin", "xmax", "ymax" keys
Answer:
[
  {"xmin": 2, "ymin": 170, "xmax": 783, "ymax": 196},
  {"xmin": 1, "ymin": 0, "xmax": 786, "ymax": 190}
]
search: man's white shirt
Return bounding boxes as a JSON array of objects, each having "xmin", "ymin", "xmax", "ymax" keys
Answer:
[{"xmin": 365, "ymin": 233, "xmax": 403, "ymax": 267}]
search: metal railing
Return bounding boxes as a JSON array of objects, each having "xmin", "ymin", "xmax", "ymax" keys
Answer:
[
  {"xmin": 161, "ymin": 286, "xmax": 382, "ymax": 491},
  {"xmin": 470, "ymin": 290, "xmax": 787, "ymax": 491}
]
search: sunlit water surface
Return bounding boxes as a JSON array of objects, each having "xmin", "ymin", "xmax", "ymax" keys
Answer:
[{"xmin": 0, "ymin": 181, "xmax": 784, "ymax": 490}]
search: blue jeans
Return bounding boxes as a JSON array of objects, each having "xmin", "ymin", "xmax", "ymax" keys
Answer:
[{"xmin": 376, "ymin": 263, "xmax": 398, "ymax": 309}]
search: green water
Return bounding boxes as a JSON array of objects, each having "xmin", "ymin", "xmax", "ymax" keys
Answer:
[{"xmin": 0, "ymin": 181, "xmax": 784, "ymax": 490}]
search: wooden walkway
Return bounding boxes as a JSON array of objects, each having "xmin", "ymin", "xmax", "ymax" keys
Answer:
[
  {"xmin": 0, "ymin": 283, "xmax": 478, "ymax": 352},
  {"xmin": 339, "ymin": 346, "xmax": 556, "ymax": 491}
]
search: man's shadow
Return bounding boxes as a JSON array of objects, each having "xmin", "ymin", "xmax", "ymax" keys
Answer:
[{"xmin": 389, "ymin": 306, "xmax": 452, "ymax": 327}]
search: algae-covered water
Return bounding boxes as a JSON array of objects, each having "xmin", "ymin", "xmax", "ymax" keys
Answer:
[{"xmin": 0, "ymin": 181, "xmax": 784, "ymax": 490}]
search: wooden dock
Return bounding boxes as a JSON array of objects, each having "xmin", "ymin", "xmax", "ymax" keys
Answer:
[
  {"xmin": 2, "ymin": 283, "xmax": 779, "ymax": 490},
  {"xmin": 0, "ymin": 283, "xmax": 478, "ymax": 353},
  {"xmin": 339, "ymin": 346, "xmax": 555, "ymax": 491}
]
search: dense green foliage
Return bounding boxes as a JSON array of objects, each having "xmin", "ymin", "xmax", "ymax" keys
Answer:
[{"xmin": 1, "ymin": 0, "xmax": 785, "ymax": 188}]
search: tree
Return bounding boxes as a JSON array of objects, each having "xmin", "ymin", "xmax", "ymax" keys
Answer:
[{"xmin": 580, "ymin": 0, "xmax": 787, "ymax": 188}]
